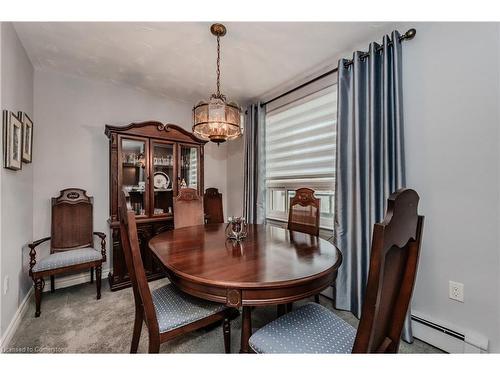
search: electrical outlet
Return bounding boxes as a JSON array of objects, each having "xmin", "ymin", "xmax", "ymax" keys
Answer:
[
  {"xmin": 449, "ymin": 281, "xmax": 464, "ymax": 302},
  {"xmin": 3, "ymin": 276, "xmax": 9, "ymax": 295}
]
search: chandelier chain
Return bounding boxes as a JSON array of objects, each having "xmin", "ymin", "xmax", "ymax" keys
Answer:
[
  {"xmin": 216, "ymin": 35, "xmax": 221, "ymax": 97},
  {"xmin": 193, "ymin": 23, "xmax": 242, "ymax": 145}
]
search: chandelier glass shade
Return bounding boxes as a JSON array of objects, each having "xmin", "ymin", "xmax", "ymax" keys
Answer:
[{"xmin": 192, "ymin": 24, "xmax": 242, "ymax": 145}]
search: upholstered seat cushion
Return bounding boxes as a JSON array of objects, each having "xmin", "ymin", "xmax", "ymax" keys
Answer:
[
  {"xmin": 32, "ymin": 248, "xmax": 102, "ymax": 272},
  {"xmin": 249, "ymin": 302, "xmax": 356, "ymax": 354},
  {"xmin": 152, "ymin": 284, "xmax": 227, "ymax": 333}
]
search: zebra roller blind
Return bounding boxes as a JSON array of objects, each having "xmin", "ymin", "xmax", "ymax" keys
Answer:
[{"xmin": 265, "ymin": 84, "xmax": 337, "ymax": 190}]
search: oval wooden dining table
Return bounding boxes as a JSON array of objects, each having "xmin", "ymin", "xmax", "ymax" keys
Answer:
[{"xmin": 149, "ymin": 223, "xmax": 342, "ymax": 353}]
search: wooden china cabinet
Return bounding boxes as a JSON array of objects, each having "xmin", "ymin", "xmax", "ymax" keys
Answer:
[{"xmin": 105, "ymin": 121, "xmax": 206, "ymax": 291}]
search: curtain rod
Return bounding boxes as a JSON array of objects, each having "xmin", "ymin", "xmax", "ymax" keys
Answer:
[{"xmin": 260, "ymin": 28, "xmax": 416, "ymax": 108}]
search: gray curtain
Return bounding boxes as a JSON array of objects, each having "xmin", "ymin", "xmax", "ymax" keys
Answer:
[
  {"xmin": 333, "ymin": 31, "xmax": 413, "ymax": 342},
  {"xmin": 243, "ymin": 103, "xmax": 266, "ymax": 224}
]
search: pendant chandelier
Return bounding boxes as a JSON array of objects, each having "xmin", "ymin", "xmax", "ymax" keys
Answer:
[{"xmin": 193, "ymin": 23, "xmax": 242, "ymax": 145}]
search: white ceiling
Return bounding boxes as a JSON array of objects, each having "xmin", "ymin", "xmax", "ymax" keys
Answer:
[{"xmin": 14, "ymin": 22, "xmax": 392, "ymax": 105}]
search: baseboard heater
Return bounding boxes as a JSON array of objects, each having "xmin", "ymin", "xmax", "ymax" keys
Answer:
[
  {"xmin": 411, "ymin": 314, "xmax": 488, "ymax": 353},
  {"xmin": 411, "ymin": 315, "xmax": 464, "ymax": 341}
]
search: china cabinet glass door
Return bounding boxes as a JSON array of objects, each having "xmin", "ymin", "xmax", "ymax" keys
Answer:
[
  {"xmin": 152, "ymin": 141, "xmax": 175, "ymax": 216},
  {"xmin": 120, "ymin": 137, "xmax": 148, "ymax": 217},
  {"xmin": 178, "ymin": 145, "xmax": 199, "ymax": 193}
]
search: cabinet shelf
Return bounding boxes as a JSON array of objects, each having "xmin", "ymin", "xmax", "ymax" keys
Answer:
[{"xmin": 122, "ymin": 162, "xmax": 143, "ymax": 168}]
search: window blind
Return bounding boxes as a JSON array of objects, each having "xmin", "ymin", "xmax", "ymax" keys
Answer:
[{"xmin": 265, "ymin": 84, "xmax": 337, "ymax": 190}]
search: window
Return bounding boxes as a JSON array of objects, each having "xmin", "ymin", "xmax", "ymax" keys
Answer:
[{"xmin": 265, "ymin": 83, "xmax": 337, "ymax": 229}]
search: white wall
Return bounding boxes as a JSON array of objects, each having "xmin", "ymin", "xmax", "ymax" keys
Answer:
[
  {"xmin": 0, "ymin": 22, "xmax": 34, "ymax": 338},
  {"xmin": 226, "ymin": 136, "xmax": 244, "ymax": 217},
  {"xmin": 0, "ymin": 21, "xmax": 3, "ymax": 342},
  {"xmin": 396, "ymin": 22, "xmax": 500, "ymax": 352},
  {"xmin": 0, "ymin": 20, "xmax": 3, "ymax": 342},
  {"xmin": 33, "ymin": 69, "xmax": 228, "ymax": 273}
]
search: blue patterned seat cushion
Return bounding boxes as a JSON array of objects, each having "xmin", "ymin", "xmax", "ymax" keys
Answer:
[
  {"xmin": 32, "ymin": 248, "xmax": 102, "ymax": 272},
  {"xmin": 249, "ymin": 302, "xmax": 356, "ymax": 354},
  {"xmin": 152, "ymin": 284, "xmax": 227, "ymax": 333}
]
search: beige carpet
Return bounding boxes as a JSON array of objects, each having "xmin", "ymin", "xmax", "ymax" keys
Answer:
[{"xmin": 6, "ymin": 279, "xmax": 443, "ymax": 354}]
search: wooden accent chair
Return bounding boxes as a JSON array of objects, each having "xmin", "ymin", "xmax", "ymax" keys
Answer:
[
  {"xmin": 250, "ymin": 188, "xmax": 424, "ymax": 353},
  {"xmin": 28, "ymin": 188, "xmax": 106, "ymax": 317},
  {"xmin": 204, "ymin": 187, "xmax": 224, "ymax": 224},
  {"xmin": 287, "ymin": 188, "xmax": 320, "ymax": 236},
  {"xmin": 173, "ymin": 188, "xmax": 204, "ymax": 229},
  {"xmin": 119, "ymin": 191, "xmax": 232, "ymax": 353}
]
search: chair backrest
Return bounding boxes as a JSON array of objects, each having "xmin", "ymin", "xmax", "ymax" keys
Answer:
[
  {"xmin": 51, "ymin": 188, "xmax": 93, "ymax": 253},
  {"xmin": 352, "ymin": 188, "xmax": 424, "ymax": 353},
  {"xmin": 204, "ymin": 187, "xmax": 224, "ymax": 224},
  {"xmin": 174, "ymin": 188, "xmax": 204, "ymax": 229},
  {"xmin": 287, "ymin": 188, "xmax": 320, "ymax": 236},
  {"xmin": 119, "ymin": 190, "xmax": 159, "ymax": 334}
]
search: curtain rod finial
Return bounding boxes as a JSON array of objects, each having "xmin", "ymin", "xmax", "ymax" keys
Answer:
[{"xmin": 403, "ymin": 28, "xmax": 416, "ymax": 40}]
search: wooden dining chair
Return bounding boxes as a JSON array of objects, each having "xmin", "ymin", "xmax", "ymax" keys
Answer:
[
  {"xmin": 119, "ymin": 191, "xmax": 232, "ymax": 353},
  {"xmin": 173, "ymin": 188, "xmax": 204, "ymax": 228},
  {"xmin": 287, "ymin": 188, "xmax": 320, "ymax": 236},
  {"xmin": 28, "ymin": 188, "xmax": 106, "ymax": 317},
  {"xmin": 250, "ymin": 188, "xmax": 424, "ymax": 353},
  {"xmin": 204, "ymin": 187, "xmax": 224, "ymax": 224},
  {"xmin": 286, "ymin": 188, "xmax": 321, "ymax": 304}
]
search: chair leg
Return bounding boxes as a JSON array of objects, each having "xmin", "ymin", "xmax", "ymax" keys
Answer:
[
  {"xmin": 90, "ymin": 267, "xmax": 94, "ymax": 284},
  {"xmin": 331, "ymin": 281, "xmax": 337, "ymax": 309},
  {"xmin": 223, "ymin": 317, "xmax": 231, "ymax": 353},
  {"xmin": 277, "ymin": 304, "xmax": 286, "ymax": 317},
  {"xmin": 240, "ymin": 306, "xmax": 252, "ymax": 353},
  {"xmin": 34, "ymin": 278, "xmax": 44, "ymax": 317},
  {"xmin": 130, "ymin": 307, "xmax": 143, "ymax": 353},
  {"xmin": 50, "ymin": 275, "xmax": 55, "ymax": 293},
  {"xmin": 148, "ymin": 333, "xmax": 160, "ymax": 353},
  {"xmin": 314, "ymin": 294, "xmax": 320, "ymax": 304},
  {"xmin": 95, "ymin": 265, "xmax": 102, "ymax": 300}
]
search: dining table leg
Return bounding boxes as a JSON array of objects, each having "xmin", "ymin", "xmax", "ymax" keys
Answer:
[{"xmin": 240, "ymin": 306, "xmax": 252, "ymax": 353}]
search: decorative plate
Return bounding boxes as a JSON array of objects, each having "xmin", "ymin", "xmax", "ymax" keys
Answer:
[{"xmin": 153, "ymin": 172, "xmax": 170, "ymax": 190}]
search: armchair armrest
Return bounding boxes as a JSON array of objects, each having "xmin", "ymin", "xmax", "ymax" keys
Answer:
[
  {"xmin": 29, "ymin": 236, "xmax": 51, "ymax": 249},
  {"xmin": 28, "ymin": 237, "xmax": 51, "ymax": 276},
  {"xmin": 93, "ymin": 232, "xmax": 107, "ymax": 261},
  {"xmin": 93, "ymin": 231, "xmax": 106, "ymax": 240}
]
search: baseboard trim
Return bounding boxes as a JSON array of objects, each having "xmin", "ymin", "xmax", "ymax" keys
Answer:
[{"xmin": 0, "ymin": 287, "xmax": 33, "ymax": 352}]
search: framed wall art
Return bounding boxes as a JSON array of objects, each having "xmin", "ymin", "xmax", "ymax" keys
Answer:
[
  {"xmin": 3, "ymin": 110, "xmax": 23, "ymax": 171},
  {"xmin": 18, "ymin": 111, "xmax": 33, "ymax": 163}
]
